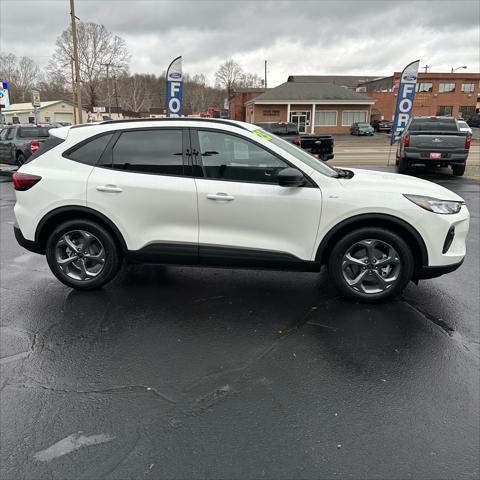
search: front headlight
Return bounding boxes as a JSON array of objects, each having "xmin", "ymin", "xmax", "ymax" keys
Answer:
[{"xmin": 404, "ymin": 194, "xmax": 464, "ymax": 214}]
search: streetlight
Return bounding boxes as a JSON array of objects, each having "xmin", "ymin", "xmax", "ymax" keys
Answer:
[{"xmin": 451, "ymin": 66, "xmax": 467, "ymax": 73}]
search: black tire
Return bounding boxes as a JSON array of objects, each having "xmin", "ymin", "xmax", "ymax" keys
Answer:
[
  {"xmin": 327, "ymin": 227, "xmax": 414, "ymax": 302},
  {"xmin": 452, "ymin": 164, "xmax": 466, "ymax": 176},
  {"xmin": 46, "ymin": 218, "xmax": 122, "ymax": 290},
  {"xmin": 17, "ymin": 153, "xmax": 26, "ymax": 166},
  {"xmin": 397, "ymin": 155, "xmax": 409, "ymax": 174}
]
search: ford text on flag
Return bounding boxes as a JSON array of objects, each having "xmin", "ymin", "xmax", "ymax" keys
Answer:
[
  {"xmin": 166, "ymin": 56, "xmax": 182, "ymax": 117},
  {"xmin": 390, "ymin": 60, "xmax": 420, "ymax": 145}
]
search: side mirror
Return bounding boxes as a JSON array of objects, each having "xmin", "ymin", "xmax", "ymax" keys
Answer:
[{"xmin": 277, "ymin": 167, "xmax": 305, "ymax": 187}]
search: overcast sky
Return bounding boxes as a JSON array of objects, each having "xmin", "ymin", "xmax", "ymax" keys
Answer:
[{"xmin": 1, "ymin": 0, "xmax": 479, "ymax": 86}]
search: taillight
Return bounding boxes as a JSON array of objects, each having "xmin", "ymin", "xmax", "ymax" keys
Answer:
[
  {"xmin": 12, "ymin": 172, "xmax": 42, "ymax": 191},
  {"xmin": 31, "ymin": 141, "xmax": 40, "ymax": 153},
  {"xmin": 465, "ymin": 135, "xmax": 471, "ymax": 149},
  {"xmin": 294, "ymin": 135, "xmax": 301, "ymax": 146},
  {"xmin": 403, "ymin": 134, "xmax": 410, "ymax": 147}
]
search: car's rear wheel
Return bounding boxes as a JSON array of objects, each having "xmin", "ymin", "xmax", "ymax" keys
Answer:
[
  {"xmin": 397, "ymin": 155, "xmax": 409, "ymax": 174},
  {"xmin": 452, "ymin": 164, "xmax": 466, "ymax": 176},
  {"xmin": 46, "ymin": 219, "xmax": 122, "ymax": 290},
  {"xmin": 328, "ymin": 227, "xmax": 414, "ymax": 302}
]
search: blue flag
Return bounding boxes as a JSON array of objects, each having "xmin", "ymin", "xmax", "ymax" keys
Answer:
[
  {"xmin": 390, "ymin": 60, "xmax": 420, "ymax": 145},
  {"xmin": 166, "ymin": 56, "xmax": 182, "ymax": 117}
]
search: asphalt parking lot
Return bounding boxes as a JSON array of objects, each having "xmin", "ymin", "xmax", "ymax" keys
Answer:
[{"xmin": 1, "ymin": 167, "xmax": 479, "ymax": 480}]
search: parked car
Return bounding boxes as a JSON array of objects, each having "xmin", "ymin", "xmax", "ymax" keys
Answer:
[
  {"xmin": 371, "ymin": 119, "xmax": 392, "ymax": 133},
  {"xmin": 13, "ymin": 118, "xmax": 469, "ymax": 302},
  {"xmin": 457, "ymin": 120, "xmax": 473, "ymax": 135},
  {"xmin": 466, "ymin": 113, "xmax": 480, "ymax": 128},
  {"xmin": 255, "ymin": 122, "xmax": 334, "ymax": 161},
  {"xmin": 350, "ymin": 122, "xmax": 374, "ymax": 136},
  {"xmin": 396, "ymin": 116, "xmax": 471, "ymax": 176},
  {"xmin": 0, "ymin": 124, "xmax": 52, "ymax": 165}
]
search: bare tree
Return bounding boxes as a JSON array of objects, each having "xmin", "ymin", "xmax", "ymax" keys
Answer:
[
  {"xmin": 238, "ymin": 72, "xmax": 263, "ymax": 88},
  {"xmin": 50, "ymin": 22, "xmax": 130, "ymax": 108},
  {"xmin": 117, "ymin": 74, "xmax": 151, "ymax": 112},
  {"xmin": 214, "ymin": 59, "xmax": 243, "ymax": 98},
  {"xmin": 16, "ymin": 57, "xmax": 40, "ymax": 102}
]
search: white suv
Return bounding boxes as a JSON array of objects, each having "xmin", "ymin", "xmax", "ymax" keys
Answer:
[{"xmin": 12, "ymin": 118, "xmax": 469, "ymax": 302}]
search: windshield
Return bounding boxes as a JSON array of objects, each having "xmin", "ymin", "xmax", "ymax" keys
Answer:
[
  {"xmin": 256, "ymin": 129, "xmax": 338, "ymax": 177},
  {"xmin": 358, "ymin": 123, "xmax": 370, "ymax": 127}
]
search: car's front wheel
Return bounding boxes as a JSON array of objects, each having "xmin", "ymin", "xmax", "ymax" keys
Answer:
[
  {"xmin": 46, "ymin": 219, "xmax": 122, "ymax": 290},
  {"xmin": 328, "ymin": 227, "xmax": 414, "ymax": 302}
]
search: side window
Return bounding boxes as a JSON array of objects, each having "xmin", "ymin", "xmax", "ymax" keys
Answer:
[
  {"xmin": 6, "ymin": 128, "xmax": 15, "ymax": 140},
  {"xmin": 0, "ymin": 129, "xmax": 6, "ymax": 141},
  {"xmin": 197, "ymin": 130, "xmax": 288, "ymax": 184},
  {"xmin": 112, "ymin": 129, "xmax": 184, "ymax": 175},
  {"xmin": 67, "ymin": 133, "xmax": 113, "ymax": 166}
]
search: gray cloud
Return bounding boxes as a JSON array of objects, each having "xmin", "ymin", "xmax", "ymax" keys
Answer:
[{"xmin": 1, "ymin": 0, "xmax": 478, "ymax": 85}]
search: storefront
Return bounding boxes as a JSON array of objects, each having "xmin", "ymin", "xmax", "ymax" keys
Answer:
[{"xmin": 244, "ymin": 81, "xmax": 375, "ymax": 134}]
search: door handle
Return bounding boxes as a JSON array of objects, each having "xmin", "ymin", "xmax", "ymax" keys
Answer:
[
  {"xmin": 206, "ymin": 193, "xmax": 235, "ymax": 201},
  {"xmin": 96, "ymin": 184, "xmax": 123, "ymax": 193}
]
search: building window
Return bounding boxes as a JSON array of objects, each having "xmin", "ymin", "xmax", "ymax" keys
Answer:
[
  {"xmin": 461, "ymin": 83, "xmax": 475, "ymax": 93},
  {"xmin": 416, "ymin": 83, "xmax": 433, "ymax": 93},
  {"xmin": 314, "ymin": 111, "xmax": 337, "ymax": 126},
  {"xmin": 436, "ymin": 106, "xmax": 453, "ymax": 116},
  {"xmin": 342, "ymin": 111, "xmax": 367, "ymax": 126},
  {"xmin": 44, "ymin": 117, "xmax": 50, "ymax": 122},
  {"xmin": 262, "ymin": 109, "xmax": 280, "ymax": 117},
  {"xmin": 439, "ymin": 83, "xmax": 456, "ymax": 93},
  {"xmin": 459, "ymin": 105, "xmax": 476, "ymax": 120}
]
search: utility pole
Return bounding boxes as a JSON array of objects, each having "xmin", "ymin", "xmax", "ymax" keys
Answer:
[
  {"xmin": 70, "ymin": 56, "xmax": 77, "ymax": 124},
  {"xmin": 70, "ymin": 0, "xmax": 83, "ymax": 123},
  {"xmin": 422, "ymin": 64, "xmax": 430, "ymax": 73},
  {"xmin": 101, "ymin": 63, "xmax": 113, "ymax": 117},
  {"xmin": 264, "ymin": 60, "xmax": 267, "ymax": 88},
  {"xmin": 113, "ymin": 70, "xmax": 120, "ymax": 112}
]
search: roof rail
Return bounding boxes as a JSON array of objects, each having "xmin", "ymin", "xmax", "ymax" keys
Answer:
[{"xmin": 99, "ymin": 117, "xmax": 248, "ymax": 130}]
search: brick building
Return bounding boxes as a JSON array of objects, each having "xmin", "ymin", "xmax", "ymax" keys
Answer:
[
  {"xmin": 244, "ymin": 80, "xmax": 374, "ymax": 134},
  {"xmin": 362, "ymin": 72, "xmax": 480, "ymax": 121},
  {"xmin": 228, "ymin": 88, "xmax": 268, "ymax": 121}
]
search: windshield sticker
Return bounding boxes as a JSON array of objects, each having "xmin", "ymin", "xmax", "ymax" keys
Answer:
[{"xmin": 252, "ymin": 129, "xmax": 272, "ymax": 141}]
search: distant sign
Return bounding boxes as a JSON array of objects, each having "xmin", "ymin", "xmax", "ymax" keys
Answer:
[
  {"xmin": 0, "ymin": 82, "xmax": 10, "ymax": 108},
  {"xmin": 93, "ymin": 106, "xmax": 106, "ymax": 113},
  {"xmin": 32, "ymin": 90, "xmax": 41, "ymax": 108},
  {"xmin": 166, "ymin": 56, "xmax": 182, "ymax": 117}
]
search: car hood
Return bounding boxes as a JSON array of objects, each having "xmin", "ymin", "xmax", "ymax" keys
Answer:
[{"xmin": 339, "ymin": 168, "xmax": 464, "ymax": 201}]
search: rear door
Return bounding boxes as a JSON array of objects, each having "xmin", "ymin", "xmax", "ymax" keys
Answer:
[{"xmin": 86, "ymin": 128, "xmax": 198, "ymax": 258}]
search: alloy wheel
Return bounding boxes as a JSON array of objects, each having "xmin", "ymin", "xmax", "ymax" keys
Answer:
[
  {"xmin": 341, "ymin": 239, "xmax": 401, "ymax": 294},
  {"xmin": 55, "ymin": 230, "xmax": 105, "ymax": 281}
]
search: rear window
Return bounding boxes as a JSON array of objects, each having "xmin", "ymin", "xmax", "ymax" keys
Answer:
[
  {"xmin": 18, "ymin": 127, "xmax": 51, "ymax": 138},
  {"xmin": 263, "ymin": 123, "xmax": 298, "ymax": 135},
  {"xmin": 409, "ymin": 118, "xmax": 458, "ymax": 132},
  {"xmin": 24, "ymin": 136, "xmax": 65, "ymax": 164},
  {"xmin": 66, "ymin": 133, "xmax": 114, "ymax": 166}
]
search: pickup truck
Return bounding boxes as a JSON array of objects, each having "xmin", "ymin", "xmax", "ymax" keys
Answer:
[
  {"xmin": 396, "ymin": 116, "xmax": 471, "ymax": 176},
  {"xmin": 255, "ymin": 122, "xmax": 334, "ymax": 161},
  {"xmin": 0, "ymin": 125, "xmax": 52, "ymax": 166}
]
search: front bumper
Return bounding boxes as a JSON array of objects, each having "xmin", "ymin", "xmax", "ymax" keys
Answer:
[{"xmin": 14, "ymin": 223, "xmax": 43, "ymax": 254}]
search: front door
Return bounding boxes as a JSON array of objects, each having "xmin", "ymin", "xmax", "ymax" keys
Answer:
[
  {"xmin": 291, "ymin": 113, "xmax": 307, "ymax": 134},
  {"xmin": 191, "ymin": 129, "xmax": 322, "ymax": 265},
  {"xmin": 87, "ymin": 128, "xmax": 198, "ymax": 259}
]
